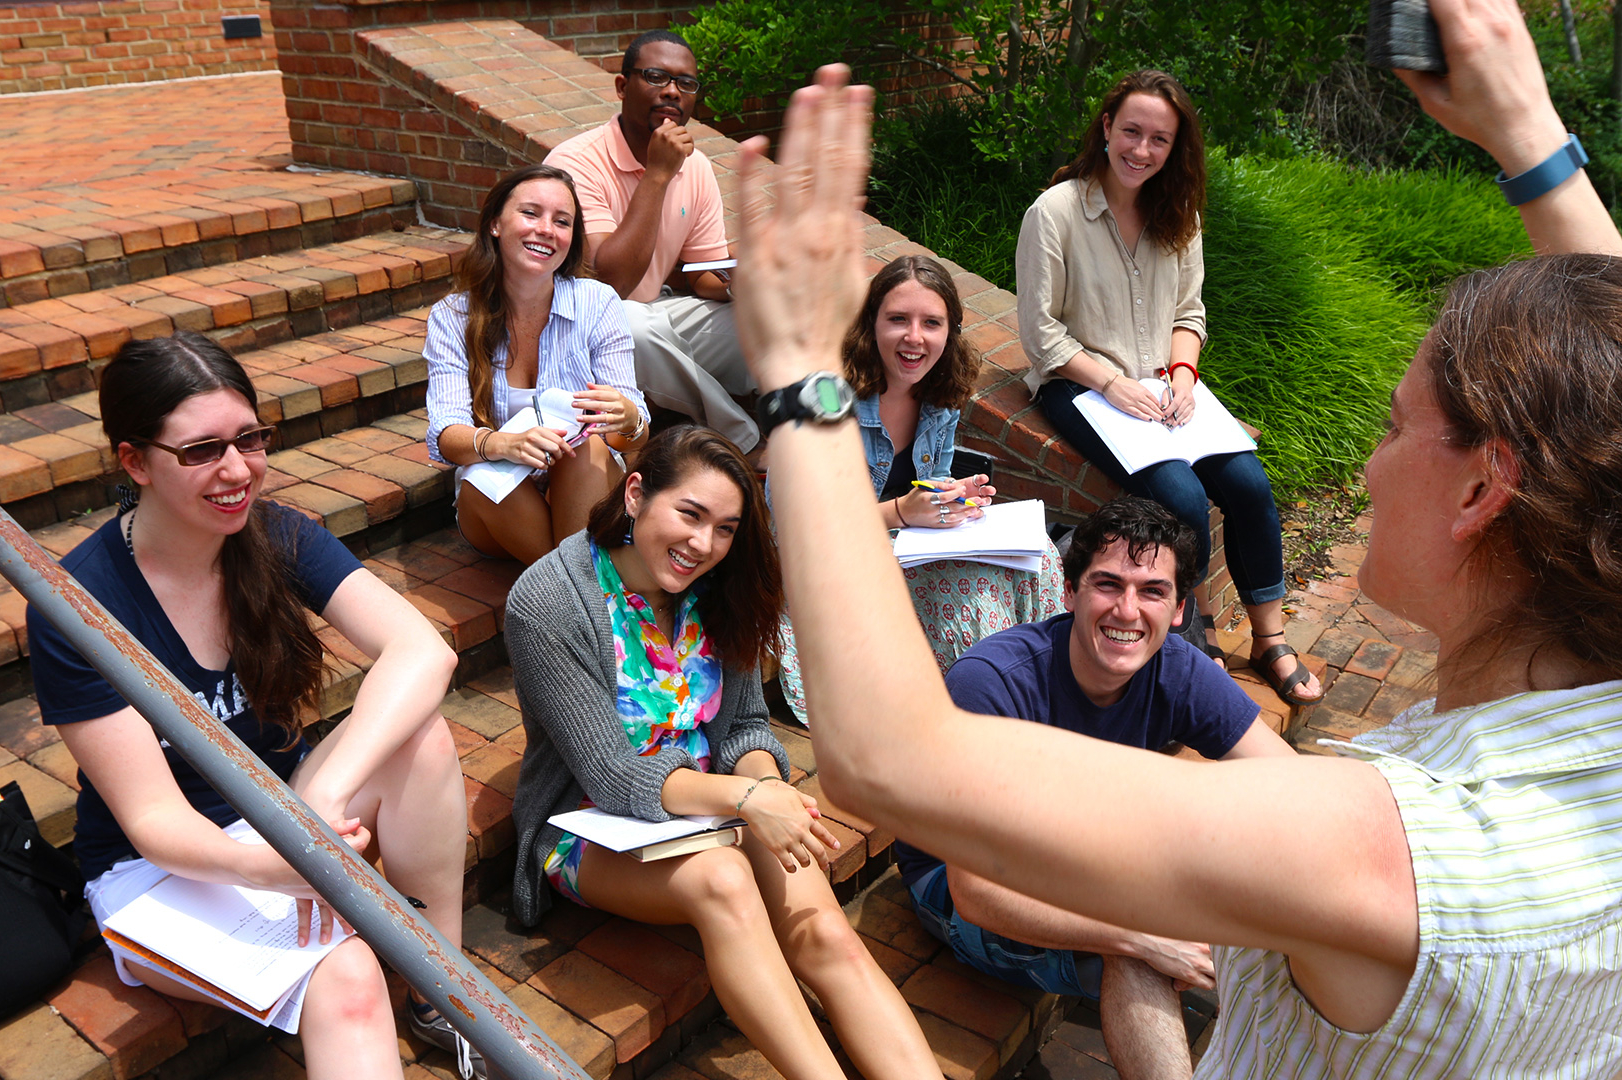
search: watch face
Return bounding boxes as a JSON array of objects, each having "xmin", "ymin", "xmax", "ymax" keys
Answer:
[{"xmin": 814, "ymin": 377, "xmax": 844, "ymax": 413}]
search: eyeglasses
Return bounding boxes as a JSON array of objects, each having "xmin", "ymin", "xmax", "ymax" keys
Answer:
[
  {"xmin": 134, "ymin": 425, "xmax": 277, "ymax": 466},
  {"xmin": 631, "ymin": 67, "xmax": 701, "ymax": 95}
]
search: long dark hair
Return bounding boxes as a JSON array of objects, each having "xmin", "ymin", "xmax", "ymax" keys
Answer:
[
  {"xmin": 1426, "ymin": 253, "xmax": 1622, "ymax": 680},
  {"xmin": 455, "ymin": 163, "xmax": 590, "ymax": 430},
  {"xmin": 842, "ymin": 255, "xmax": 981, "ymax": 409},
  {"xmin": 1049, "ymin": 69, "xmax": 1206, "ymax": 254},
  {"xmin": 100, "ymin": 332, "xmax": 325, "ymax": 747},
  {"xmin": 587, "ymin": 427, "xmax": 782, "ymax": 670}
]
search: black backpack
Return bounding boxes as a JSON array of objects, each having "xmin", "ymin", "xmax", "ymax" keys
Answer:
[{"xmin": 0, "ymin": 780, "xmax": 86, "ymax": 1018}]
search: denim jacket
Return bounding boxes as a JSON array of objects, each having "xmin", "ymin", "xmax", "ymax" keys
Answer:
[{"xmin": 856, "ymin": 394, "xmax": 959, "ymax": 491}]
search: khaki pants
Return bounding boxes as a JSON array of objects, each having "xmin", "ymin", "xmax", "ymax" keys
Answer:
[{"xmin": 624, "ymin": 294, "xmax": 759, "ymax": 452}]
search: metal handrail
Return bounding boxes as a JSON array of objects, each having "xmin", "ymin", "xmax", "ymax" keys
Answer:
[{"xmin": 0, "ymin": 508, "xmax": 586, "ymax": 1080}]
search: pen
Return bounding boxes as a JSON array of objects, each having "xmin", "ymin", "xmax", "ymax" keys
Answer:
[{"xmin": 910, "ymin": 480, "xmax": 980, "ymax": 507}]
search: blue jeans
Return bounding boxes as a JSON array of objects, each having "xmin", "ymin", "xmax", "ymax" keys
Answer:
[
  {"xmin": 1038, "ymin": 379, "xmax": 1287, "ymax": 606},
  {"xmin": 908, "ymin": 863, "xmax": 1102, "ymax": 1000}
]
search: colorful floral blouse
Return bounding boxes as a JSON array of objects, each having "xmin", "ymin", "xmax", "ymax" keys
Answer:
[{"xmin": 543, "ymin": 539, "xmax": 726, "ymax": 902}]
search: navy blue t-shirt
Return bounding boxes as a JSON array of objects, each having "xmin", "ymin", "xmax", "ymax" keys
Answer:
[
  {"xmin": 893, "ymin": 613, "xmax": 1260, "ymax": 887},
  {"xmin": 27, "ymin": 502, "xmax": 363, "ymax": 883}
]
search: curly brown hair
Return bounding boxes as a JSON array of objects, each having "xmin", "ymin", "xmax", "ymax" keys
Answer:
[
  {"xmin": 1426, "ymin": 253, "xmax": 1622, "ymax": 681},
  {"xmin": 1050, "ymin": 70, "xmax": 1206, "ymax": 255},
  {"xmin": 454, "ymin": 164, "xmax": 590, "ymax": 430},
  {"xmin": 587, "ymin": 427, "xmax": 783, "ymax": 671},
  {"xmin": 842, "ymin": 255, "xmax": 981, "ymax": 409}
]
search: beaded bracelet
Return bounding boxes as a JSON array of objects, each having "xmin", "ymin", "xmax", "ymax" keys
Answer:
[{"xmin": 735, "ymin": 776, "xmax": 779, "ymax": 814}]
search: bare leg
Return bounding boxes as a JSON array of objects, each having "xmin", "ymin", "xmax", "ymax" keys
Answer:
[
  {"xmin": 301, "ymin": 715, "xmax": 468, "ymax": 952},
  {"xmin": 1098, "ymin": 955, "xmax": 1191, "ymax": 1080},
  {"xmin": 1245, "ymin": 598, "xmax": 1322, "ymax": 700},
  {"xmin": 457, "ymin": 478, "xmax": 554, "ymax": 565},
  {"xmin": 125, "ymin": 939, "xmax": 402, "ymax": 1080},
  {"xmin": 576, "ymin": 842, "xmax": 848, "ymax": 1080},
  {"xmin": 546, "ymin": 435, "xmax": 624, "ymax": 541},
  {"xmin": 740, "ymin": 832, "xmax": 942, "ymax": 1080}
]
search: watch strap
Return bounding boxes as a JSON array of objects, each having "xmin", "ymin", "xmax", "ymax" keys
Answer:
[
  {"xmin": 1495, "ymin": 133, "xmax": 1588, "ymax": 207},
  {"xmin": 756, "ymin": 371, "xmax": 854, "ymax": 438}
]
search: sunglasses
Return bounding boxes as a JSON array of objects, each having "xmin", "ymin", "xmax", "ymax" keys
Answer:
[
  {"xmin": 134, "ymin": 425, "xmax": 277, "ymax": 466},
  {"xmin": 631, "ymin": 67, "xmax": 702, "ymax": 95}
]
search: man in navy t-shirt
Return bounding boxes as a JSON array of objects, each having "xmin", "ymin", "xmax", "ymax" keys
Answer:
[{"xmin": 893, "ymin": 497, "xmax": 1295, "ymax": 1080}]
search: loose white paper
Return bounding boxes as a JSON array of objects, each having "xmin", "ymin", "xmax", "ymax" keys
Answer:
[
  {"xmin": 104, "ymin": 876, "xmax": 350, "ymax": 1013},
  {"xmin": 461, "ymin": 389, "xmax": 587, "ymax": 505},
  {"xmin": 547, "ymin": 807, "xmax": 744, "ymax": 853},
  {"xmin": 1073, "ymin": 378, "xmax": 1256, "ymax": 475},
  {"xmin": 891, "ymin": 498, "xmax": 1048, "ymax": 571}
]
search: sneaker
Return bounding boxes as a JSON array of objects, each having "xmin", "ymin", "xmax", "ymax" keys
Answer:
[{"xmin": 408, "ymin": 998, "xmax": 490, "ymax": 1080}]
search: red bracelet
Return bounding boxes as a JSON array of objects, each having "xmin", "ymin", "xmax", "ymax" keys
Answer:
[{"xmin": 1166, "ymin": 360, "xmax": 1200, "ymax": 383}]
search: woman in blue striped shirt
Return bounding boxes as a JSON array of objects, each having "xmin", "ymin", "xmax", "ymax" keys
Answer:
[{"xmin": 426, "ymin": 164, "xmax": 650, "ymax": 564}]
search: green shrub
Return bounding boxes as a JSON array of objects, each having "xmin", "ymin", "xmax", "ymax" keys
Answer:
[{"xmin": 869, "ymin": 108, "xmax": 1532, "ymax": 493}]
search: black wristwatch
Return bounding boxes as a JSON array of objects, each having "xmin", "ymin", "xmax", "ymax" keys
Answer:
[{"xmin": 756, "ymin": 371, "xmax": 855, "ymax": 438}]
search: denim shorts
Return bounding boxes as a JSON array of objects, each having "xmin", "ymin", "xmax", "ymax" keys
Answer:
[{"xmin": 908, "ymin": 863, "xmax": 1102, "ymax": 1001}]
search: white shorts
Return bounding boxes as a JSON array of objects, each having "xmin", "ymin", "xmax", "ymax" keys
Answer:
[{"xmin": 85, "ymin": 819, "xmax": 323, "ymax": 1033}]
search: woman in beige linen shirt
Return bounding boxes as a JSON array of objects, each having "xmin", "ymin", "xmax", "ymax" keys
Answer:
[{"xmin": 1015, "ymin": 69, "xmax": 1321, "ymax": 706}]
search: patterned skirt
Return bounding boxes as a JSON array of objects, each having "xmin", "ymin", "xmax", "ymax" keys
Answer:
[{"xmin": 776, "ymin": 538, "xmax": 1064, "ymax": 725}]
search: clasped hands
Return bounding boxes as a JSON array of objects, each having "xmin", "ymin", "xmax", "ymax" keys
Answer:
[
  {"xmin": 1102, "ymin": 372, "xmax": 1197, "ymax": 428},
  {"xmin": 737, "ymin": 776, "xmax": 842, "ymax": 873}
]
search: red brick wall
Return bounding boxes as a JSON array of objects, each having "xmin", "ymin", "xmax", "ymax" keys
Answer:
[{"xmin": 0, "ymin": 0, "xmax": 279, "ymax": 94}]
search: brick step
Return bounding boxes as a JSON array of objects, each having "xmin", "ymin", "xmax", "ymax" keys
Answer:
[
  {"xmin": 1, "ymin": 503, "xmax": 1058, "ymax": 1080},
  {"xmin": 0, "ymin": 169, "xmax": 420, "ymax": 309},
  {"xmin": 0, "ymin": 222, "xmax": 467, "ymax": 414},
  {"xmin": 1, "ymin": 310, "xmax": 437, "ymax": 531}
]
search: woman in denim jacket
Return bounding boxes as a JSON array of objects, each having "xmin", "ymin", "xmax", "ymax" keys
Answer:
[{"xmin": 775, "ymin": 257, "xmax": 1063, "ymax": 723}]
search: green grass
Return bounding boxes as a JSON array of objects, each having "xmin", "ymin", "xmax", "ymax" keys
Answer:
[{"xmin": 868, "ymin": 105, "xmax": 1531, "ymax": 493}]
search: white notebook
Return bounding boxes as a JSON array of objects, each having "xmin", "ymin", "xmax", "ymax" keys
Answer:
[
  {"xmin": 1073, "ymin": 378, "xmax": 1256, "ymax": 474},
  {"xmin": 891, "ymin": 498, "xmax": 1048, "ymax": 572},
  {"xmin": 462, "ymin": 387, "xmax": 587, "ymax": 504},
  {"xmin": 548, "ymin": 806, "xmax": 745, "ymax": 854},
  {"xmin": 103, "ymin": 874, "xmax": 350, "ymax": 1028}
]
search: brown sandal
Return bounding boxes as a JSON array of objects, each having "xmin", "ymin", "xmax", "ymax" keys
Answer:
[{"xmin": 1254, "ymin": 640, "xmax": 1323, "ymax": 706}]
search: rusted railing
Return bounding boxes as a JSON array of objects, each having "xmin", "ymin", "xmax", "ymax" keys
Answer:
[{"xmin": 0, "ymin": 508, "xmax": 586, "ymax": 1080}]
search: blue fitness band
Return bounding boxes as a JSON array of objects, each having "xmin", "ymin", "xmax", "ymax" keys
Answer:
[{"xmin": 1495, "ymin": 133, "xmax": 1588, "ymax": 206}]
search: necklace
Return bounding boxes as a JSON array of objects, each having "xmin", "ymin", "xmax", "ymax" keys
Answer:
[{"xmin": 122, "ymin": 506, "xmax": 136, "ymax": 555}]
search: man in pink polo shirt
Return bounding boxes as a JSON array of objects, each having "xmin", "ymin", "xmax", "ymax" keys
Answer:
[{"xmin": 544, "ymin": 30, "xmax": 758, "ymax": 452}]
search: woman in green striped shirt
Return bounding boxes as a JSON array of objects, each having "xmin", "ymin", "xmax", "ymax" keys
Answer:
[{"xmin": 738, "ymin": 2, "xmax": 1622, "ymax": 1074}]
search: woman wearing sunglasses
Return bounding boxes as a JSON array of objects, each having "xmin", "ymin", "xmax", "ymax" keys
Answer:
[{"xmin": 26, "ymin": 332, "xmax": 483, "ymax": 1079}]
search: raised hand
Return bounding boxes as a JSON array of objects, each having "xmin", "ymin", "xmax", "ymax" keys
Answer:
[
  {"xmin": 1393, "ymin": 0, "xmax": 1564, "ymax": 174},
  {"xmin": 734, "ymin": 66, "xmax": 874, "ymax": 396}
]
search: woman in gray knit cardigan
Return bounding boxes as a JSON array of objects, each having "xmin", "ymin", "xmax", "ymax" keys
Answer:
[{"xmin": 506, "ymin": 427, "xmax": 942, "ymax": 1080}]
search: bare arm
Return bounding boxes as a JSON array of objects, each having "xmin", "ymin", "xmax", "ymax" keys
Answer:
[
  {"xmin": 733, "ymin": 67, "xmax": 1418, "ymax": 1034},
  {"xmin": 588, "ymin": 120, "xmax": 694, "ymax": 297},
  {"xmin": 1396, "ymin": 0, "xmax": 1622, "ymax": 256},
  {"xmin": 295, "ymin": 569, "xmax": 459, "ymax": 826}
]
